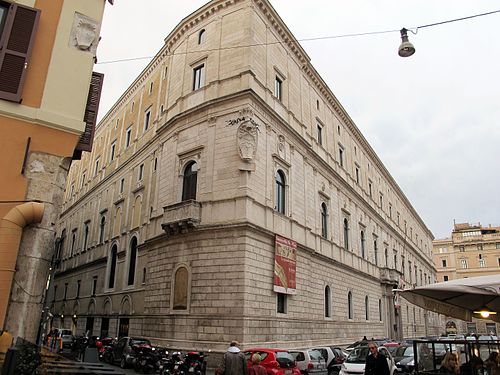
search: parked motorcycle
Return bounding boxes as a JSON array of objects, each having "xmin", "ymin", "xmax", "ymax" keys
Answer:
[
  {"xmin": 184, "ymin": 351, "xmax": 207, "ymax": 375},
  {"xmin": 134, "ymin": 345, "xmax": 166, "ymax": 374},
  {"xmin": 160, "ymin": 351, "xmax": 184, "ymax": 375}
]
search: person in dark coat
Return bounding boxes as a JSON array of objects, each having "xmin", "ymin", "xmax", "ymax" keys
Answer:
[
  {"xmin": 364, "ymin": 342, "xmax": 390, "ymax": 375},
  {"xmin": 220, "ymin": 341, "xmax": 248, "ymax": 375}
]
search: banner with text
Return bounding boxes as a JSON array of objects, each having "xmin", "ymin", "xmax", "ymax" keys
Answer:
[{"xmin": 273, "ymin": 235, "xmax": 297, "ymax": 295}]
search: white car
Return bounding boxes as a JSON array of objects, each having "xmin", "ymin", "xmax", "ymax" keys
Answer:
[
  {"xmin": 339, "ymin": 346, "xmax": 396, "ymax": 375},
  {"xmin": 289, "ymin": 349, "xmax": 328, "ymax": 375}
]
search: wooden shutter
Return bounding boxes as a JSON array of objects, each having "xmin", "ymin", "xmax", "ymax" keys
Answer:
[
  {"xmin": 0, "ymin": 3, "xmax": 40, "ymax": 102},
  {"xmin": 75, "ymin": 71, "xmax": 104, "ymax": 152}
]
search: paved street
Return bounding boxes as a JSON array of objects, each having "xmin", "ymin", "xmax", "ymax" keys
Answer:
[{"xmin": 97, "ymin": 362, "xmax": 217, "ymax": 375}]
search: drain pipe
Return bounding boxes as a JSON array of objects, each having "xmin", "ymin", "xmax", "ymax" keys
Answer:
[{"xmin": 0, "ymin": 202, "xmax": 45, "ymax": 330}]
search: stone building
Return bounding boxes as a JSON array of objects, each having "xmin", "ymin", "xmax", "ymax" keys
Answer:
[
  {"xmin": 0, "ymin": 0, "xmax": 111, "ymax": 342},
  {"xmin": 433, "ymin": 222, "xmax": 500, "ymax": 335},
  {"xmin": 50, "ymin": 0, "xmax": 439, "ymax": 349}
]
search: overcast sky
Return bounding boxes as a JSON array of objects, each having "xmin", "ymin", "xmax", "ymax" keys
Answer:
[{"xmin": 96, "ymin": 1, "xmax": 500, "ymax": 240}]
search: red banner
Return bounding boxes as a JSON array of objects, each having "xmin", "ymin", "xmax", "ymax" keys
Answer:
[{"xmin": 273, "ymin": 235, "xmax": 297, "ymax": 295}]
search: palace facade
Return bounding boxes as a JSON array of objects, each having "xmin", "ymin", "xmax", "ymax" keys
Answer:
[{"xmin": 50, "ymin": 0, "xmax": 439, "ymax": 349}]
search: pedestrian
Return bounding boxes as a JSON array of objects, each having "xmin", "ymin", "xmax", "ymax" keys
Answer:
[
  {"xmin": 248, "ymin": 353, "xmax": 267, "ymax": 375},
  {"xmin": 440, "ymin": 352, "xmax": 460, "ymax": 375},
  {"xmin": 485, "ymin": 352, "xmax": 499, "ymax": 375},
  {"xmin": 364, "ymin": 342, "xmax": 390, "ymax": 375},
  {"xmin": 220, "ymin": 341, "xmax": 248, "ymax": 375}
]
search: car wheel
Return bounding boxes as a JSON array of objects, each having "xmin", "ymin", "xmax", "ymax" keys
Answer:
[
  {"xmin": 329, "ymin": 369, "xmax": 339, "ymax": 375},
  {"xmin": 120, "ymin": 357, "xmax": 127, "ymax": 369}
]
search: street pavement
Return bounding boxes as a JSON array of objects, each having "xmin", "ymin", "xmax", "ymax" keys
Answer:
[{"xmin": 99, "ymin": 362, "xmax": 216, "ymax": 375}]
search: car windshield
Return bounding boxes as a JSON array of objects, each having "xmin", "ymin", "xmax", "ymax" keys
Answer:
[
  {"xmin": 346, "ymin": 347, "xmax": 369, "ymax": 364},
  {"xmin": 276, "ymin": 352, "xmax": 295, "ymax": 368}
]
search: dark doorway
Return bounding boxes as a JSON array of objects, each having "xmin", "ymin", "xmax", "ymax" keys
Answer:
[
  {"xmin": 85, "ymin": 317, "xmax": 94, "ymax": 336},
  {"xmin": 118, "ymin": 318, "xmax": 129, "ymax": 337},
  {"xmin": 100, "ymin": 317, "xmax": 109, "ymax": 338}
]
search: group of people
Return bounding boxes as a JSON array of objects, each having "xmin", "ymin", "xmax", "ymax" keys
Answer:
[
  {"xmin": 440, "ymin": 351, "xmax": 500, "ymax": 375},
  {"xmin": 218, "ymin": 339, "xmax": 500, "ymax": 375}
]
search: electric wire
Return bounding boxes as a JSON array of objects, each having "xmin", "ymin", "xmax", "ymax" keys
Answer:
[{"xmin": 96, "ymin": 8, "xmax": 500, "ymax": 65}]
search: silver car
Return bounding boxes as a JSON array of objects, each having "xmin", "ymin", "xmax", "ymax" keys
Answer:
[{"xmin": 289, "ymin": 349, "xmax": 328, "ymax": 375}]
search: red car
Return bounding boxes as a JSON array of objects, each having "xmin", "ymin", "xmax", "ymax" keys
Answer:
[{"xmin": 243, "ymin": 348, "xmax": 301, "ymax": 375}]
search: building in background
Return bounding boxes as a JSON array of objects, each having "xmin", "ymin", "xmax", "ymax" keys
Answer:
[
  {"xmin": 0, "ymin": 0, "xmax": 111, "ymax": 343},
  {"xmin": 433, "ymin": 222, "xmax": 500, "ymax": 335},
  {"xmin": 50, "ymin": 0, "xmax": 438, "ymax": 349}
]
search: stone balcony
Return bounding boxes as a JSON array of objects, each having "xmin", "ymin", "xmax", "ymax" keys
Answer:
[
  {"xmin": 379, "ymin": 267, "xmax": 402, "ymax": 286},
  {"xmin": 161, "ymin": 200, "xmax": 201, "ymax": 236}
]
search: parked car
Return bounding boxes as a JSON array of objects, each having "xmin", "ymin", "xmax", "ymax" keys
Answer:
[
  {"xmin": 395, "ymin": 356, "xmax": 415, "ymax": 374},
  {"xmin": 289, "ymin": 349, "xmax": 327, "ymax": 375},
  {"xmin": 50, "ymin": 328, "xmax": 74, "ymax": 351},
  {"xmin": 311, "ymin": 347, "xmax": 345, "ymax": 375},
  {"xmin": 339, "ymin": 345, "xmax": 396, "ymax": 375},
  {"xmin": 345, "ymin": 339, "xmax": 388, "ymax": 353},
  {"xmin": 110, "ymin": 336, "xmax": 151, "ymax": 368},
  {"xmin": 393, "ymin": 345, "xmax": 413, "ymax": 364},
  {"xmin": 383, "ymin": 343, "xmax": 400, "ymax": 357},
  {"xmin": 242, "ymin": 348, "xmax": 301, "ymax": 375}
]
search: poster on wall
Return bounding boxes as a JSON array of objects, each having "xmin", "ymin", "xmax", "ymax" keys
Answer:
[{"xmin": 273, "ymin": 235, "xmax": 297, "ymax": 295}]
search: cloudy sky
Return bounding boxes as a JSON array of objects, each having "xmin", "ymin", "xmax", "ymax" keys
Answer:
[{"xmin": 96, "ymin": 1, "xmax": 500, "ymax": 240}]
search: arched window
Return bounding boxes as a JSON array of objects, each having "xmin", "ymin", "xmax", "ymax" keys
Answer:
[
  {"xmin": 275, "ymin": 170, "xmax": 285, "ymax": 214},
  {"xmin": 365, "ymin": 295, "xmax": 369, "ymax": 320},
  {"xmin": 321, "ymin": 203, "xmax": 328, "ymax": 238},
  {"xmin": 343, "ymin": 218, "xmax": 349, "ymax": 250},
  {"xmin": 324, "ymin": 285, "xmax": 331, "ymax": 318},
  {"xmin": 99, "ymin": 215, "xmax": 106, "ymax": 243},
  {"xmin": 108, "ymin": 244, "xmax": 117, "ymax": 289},
  {"xmin": 173, "ymin": 266, "xmax": 189, "ymax": 310},
  {"xmin": 182, "ymin": 161, "xmax": 198, "ymax": 201},
  {"xmin": 360, "ymin": 230, "xmax": 365, "ymax": 258},
  {"xmin": 198, "ymin": 29, "xmax": 206, "ymax": 44},
  {"xmin": 379, "ymin": 299, "xmax": 382, "ymax": 321},
  {"xmin": 83, "ymin": 224, "xmax": 89, "ymax": 251},
  {"xmin": 127, "ymin": 237, "xmax": 138, "ymax": 286},
  {"xmin": 348, "ymin": 291, "xmax": 353, "ymax": 319}
]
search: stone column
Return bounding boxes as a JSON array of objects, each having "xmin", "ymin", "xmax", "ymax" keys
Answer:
[{"xmin": 4, "ymin": 153, "xmax": 70, "ymax": 342}]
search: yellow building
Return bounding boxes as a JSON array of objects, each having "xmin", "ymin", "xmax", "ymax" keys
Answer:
[
  {"xmin": 0, "ymin": 0, "xmax": 110, "ymax": 343},
  {"xmin": 433, "ymin": 222, "xmax": 500, "ymax": 335}
]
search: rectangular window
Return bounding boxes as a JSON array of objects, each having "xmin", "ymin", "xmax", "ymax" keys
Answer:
[
  {"xmin": 92, "ymin": 277, "xmax": 97, "ymax": 296},
  {"xmin": 277, "ymin": 293, "xmax": 287, "ymax": 314},
  {"xmin": 459, "ymin": 245, "xmax": 465, "ymax": 252},
  {"xmin": 461, "ymin": 259, "xmax": 468, "ymax": 269},
  {"xmin": 144, "ymin": 108, "xmax": 151, "ymax": 131},
  {"xmin": 94, "ymin": 157, "xmax": 100, "ymax": 176},
  {"xmin": 355, "ymin": 166, "xmax": 360, "ymax": 184},
  {"xmin": 444, "ymin": 275, "xmax": 449, "ymax": 281},
  {"xmin": 125, "ymin": 126, "xmax": 132, "ymax": 148},
  {"xmin": 193, "ymin": 64, "xmax": 205, "ymax": 90},
  {"xmin": 496, "ymin": 243, "xmax": 500, "ymax": 249},
  {"xmin": 477, "ymin": 244, "xmax": 483, "ymax": 250},
  {"xmin": 76, "ymin": 280, "xmax": 81, "ymax": 298},
  {"xmin": 64, "ymin": 283, "xmax": 68, "ymax": 300},
  {"xmin": 149, "ymin": 81, "xmax": 153, "ymax": 95},
  {"xmin": 379, "ymin": 193, "xmax": 383, "ymax": 208},
  {"xmin": 479, "ymin": 258, "xmax": 486, "ymax": 268},
  {"xmin": 109, "ymin": 141, "xmax": 116, "ymax": 162},
  {"xmin": 442, "ymin": 259, "xmax": 447, "ymax": 267},
  {"xmin": 138, "ymin": 163, "xmax": 144, "ymax": 181},
  {"xmin": 119, "ymin": 178, "xmax": 125, "ymax": 193},
  {"xmin": 81, "ymin": 172, "xmax": 86, "ymax": 189},
  {"xmin": 275, "ymin": 76, "xmax": 282, "ymax": 101},
  {"xmin": 368, "ymin": 181, "xmax": 372, "ymax": 197},
  {"xmin": 339, "ymin": 147, "xmax": 344, "ymax": 167},
  {"xmin": 0, "ymin": 2, "xmax": 40, "ymax": 102},
  {"xmin": 317, "ymin": 124, "xmax": 323, "ymax": 145},
  {"xmin": 153, "ymin": 157, "xmax": 157, "ymax": 172}
]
